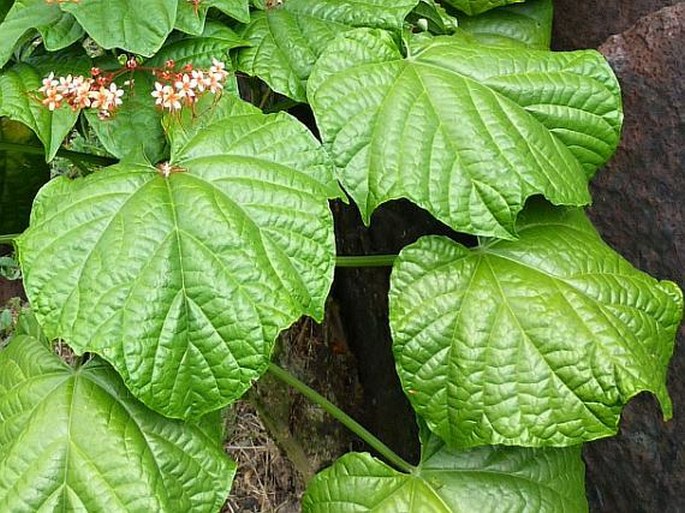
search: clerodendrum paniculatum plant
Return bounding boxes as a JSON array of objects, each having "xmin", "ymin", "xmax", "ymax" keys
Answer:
[{"xmin": 0, "ymin": 0, "xmax": 682, "ymax": 511}]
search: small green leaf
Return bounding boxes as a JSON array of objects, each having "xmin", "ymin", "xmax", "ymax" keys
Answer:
[
  {"xmin": 389, "ymin": 202, "xmax": 683, "ymax": 447},
  {"xmin": 0, "ymin": 55, "xmax": 89, "ymax": 160},
  {"xmin": 0, "ymin": 255, "xmax": 21, "ymax": 281},
  {"xmin": 0, "ymin": 334, "xmax": 235, "ymax": 512},
  {"xmin": 236, "ymin": 0, "xmax": 419, "ymax": 101},
  {"xmin": 59, "ymin": 0, "xmax": 177, "ymax": 57},
  {"xmin": 18, "ymin": 95, "xmax": 341, "ymax": 419},
  {"xmin": 0, "ymin": 0, "xmax": 84, "ymax": 69},
  {"xmin": 407, "ymin": 0, "xmax": 459, "ymax": 34},
  {"xmin": 303, "ymin": 443, "xmax": 587, "ymax": 512},
  {"xmin": 0, "ymin": 309, "xmax": 11, "ymax": 331},
  {"xmin": 308, "ymin": 29, "xmax": 623, "ymax": 238},
  {"xmin": 0, "ymin": 118, "xmax": 50, "ymax": 233},
  {"xmin": 175, "ymin": 0, "xmax": 250, "ymax": 35},
  {"xmin": 458, "ymin": 0, "xmax": 554, "ymax": 49},
  {"xmin": 148, "ymin": 21, "xmax": 247, "ymax": 72},
  {"xmin": 443, "ymin": 0, "xmax": 524, "ymax": 16},
  {"xmin": 15, "ymin": 308, "xmax": 46, "ymax": 343}
]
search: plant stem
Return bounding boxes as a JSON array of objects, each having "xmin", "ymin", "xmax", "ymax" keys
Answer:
[
  {"xmin": 0, "ymin": 233, "xmax": 21, "ymax": 246},
  {"xmin": 335, "ymin": 254, "xmax": 397, "ymax": 268},
  {"xmin": 268, "ymin": 362, "xmax": 415, "ymax": 473},
  {"xmin": 0, "ymin": 141, "xmax": 117, "ymax": 167}
]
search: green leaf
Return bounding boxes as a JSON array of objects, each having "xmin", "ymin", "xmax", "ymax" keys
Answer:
[
  {"xmin": 0, "ymin": 0, "xmax": 84, "ymax": 69},
  {"xmin": 87, "ymin": 24, "xmax": 244, "ymax": 162},
  {"xmin": 0, "ymin": 118, "xmax": 50, "ymax": 233},
  {"xmin": 14, "ymin": 307, "xmax": 47, "ymax": 343},
  {"xmin": 0, "ymin": 0, "xmax": 13, "ymax": 22},
  {"xmin": 18, "ymin": 95, "xmax": 341, "ymax": 419},
  {"xmin": 308, "ymin": 29, "xmax": 623, "ymax": 238},
  {"xmin": 443, "ymin": 0, "xmax": 523, "ymax": 16},
  {"xmin": 389, "ymin": 201, "xmax": 684, "ymax": 448},
  {"xmin": 0, "ymin": 55, "xmax": 89, "ymax": 160},
  {"xmin": 175, "ymin": 0, "xmax": 250, "ymax": 35},
  {"xmin": 59, "ymin": 0, "xmax": 177, "ymax": 57},
  {"xmin": 407, "ymin": 0, "xmax": 459, "ymax": 34},
  {"xmin": 236, "ymin": 0, "xmax": 419, "ymax": 101},
  {"xmin": 303, "ymin": 443, "xmax": 587, "ymax": 512},
  {"xmin": 84, "ymin": 70, "xmax": 166, "ymax": 163},
  {"xmin": 458, "ymin": 0, "xmax": 554, "ymax": 50},
  {"xmin": 151, "ymin": 21, "xmax": 244, "ymax": 96},
  {"xmin": 148, "ymin": 21, "xmax": 247, "ymax": 74},
  {"xmin": 0, "ymin": 334, "xmax": 235, "ymax": 512}
]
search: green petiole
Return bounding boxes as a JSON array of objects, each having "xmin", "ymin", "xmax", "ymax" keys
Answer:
[{"xmin": 268, "ymin": 362, "xmax": 415, "ymax": 474}]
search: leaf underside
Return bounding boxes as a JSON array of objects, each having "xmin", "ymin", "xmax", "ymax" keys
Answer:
[
  {"xmin": 389, "ymin": 202, "xmax": 683, "ymax": 447},
  {"xmin": 18, "ymin": 95, "xmax": 340, "ymax": 419},
  {"xmin": 0, "ymin": 334, "xmax": 235, "ymax": 513}
]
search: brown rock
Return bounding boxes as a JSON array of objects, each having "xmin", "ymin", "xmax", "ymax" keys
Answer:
[
  {"xmin": 583, "ymin": 5, "xmax": 685, "ymax": 512},
  {"xmin": 552, "ymin": 0, "xmax": 680, "ymax": 50}
]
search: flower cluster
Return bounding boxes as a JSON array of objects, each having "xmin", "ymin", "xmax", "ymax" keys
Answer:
[
  {"xmin": 36, "ymin": 58, "xmax": 230, "ymax": 118},
  {"xmin": 151, "ymin": 58, "xmax": 229, "ymax": 112},
  {"xmin": 37, "ymin": 70, "xmax": 125, "ymax": 120}
]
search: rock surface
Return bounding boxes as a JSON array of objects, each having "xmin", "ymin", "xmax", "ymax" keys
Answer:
[
  {"xmin": 552, "ymin": 0, "xmax": 680, "ymax": 50},
  {"xmin": 581, "ymin": 5, "xmax": 685, "ymax": 512}
]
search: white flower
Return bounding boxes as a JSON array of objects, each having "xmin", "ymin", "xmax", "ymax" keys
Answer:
[
  {"xmin": 191, "ymin": 69, "xmax": 206, "ymax": 92},
  {"xmin": 151, "ymin": 82, "xmax": 182, "ymax": 111},
  {"xmin": 38, "ymin": 72, "xmax": 58, "ymax": 94},
  {"xmin": 175, "ymin": 73, "xmax": 198, "ymax": 101},
  {"xmin": 108, "ymin": 82, "xmax": 124, "ymax": 107}
]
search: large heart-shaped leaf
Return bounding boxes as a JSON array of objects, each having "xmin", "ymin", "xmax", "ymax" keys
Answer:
[
  {"xmin": 308, "ymin": 29, "xmax": 622, "ymax": 238},
  {"xmin": 444, "ymin": 0, "xmax": 523, "ymax": 16},
  {"xmin": 458, "ymin": 0, "xmax": 553, "ymax": 49},
  {"xmin": 0, "ymin": 118, "xmax": 50, "ymax": 234},
  {"xmin": 0, "ymin": 333, "xmax": 235, "ymax": 512},
  {"xmin": 0, "ymin": 0, "xmax": 83, "ymax": 68},
  {"xmin": 0, "ymin": 55, "xmax": 89, "ymax": 160},
  {"xmin": 303, "ymin": 439, "xmax": 587, "ymax": 512},
  {"xmin": 59, "ymin": 0, "xmax": 177, "ymax": 57},
  {"xmin": 389, "ymin": 202, "xmax": 683, "ymax": 448},
  {"xmin": 236, "ymin": 0, "xmax": 419, "ymax": 101},
  {"xmin": 175, "ymin": 0, "xmax": 250, "ymax": 35},
  {"xmin": 87, "ymin": 25, "xmax": 244, "ymax": 162},
  {"xmin": 18, "ymin": 95, "xmax": 341, "ymax": 419}
]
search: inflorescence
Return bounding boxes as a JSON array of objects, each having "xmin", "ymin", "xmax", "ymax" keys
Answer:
[{"xmin": 36, "ymin": 57, "xmax": 229, "ymax": 119}]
